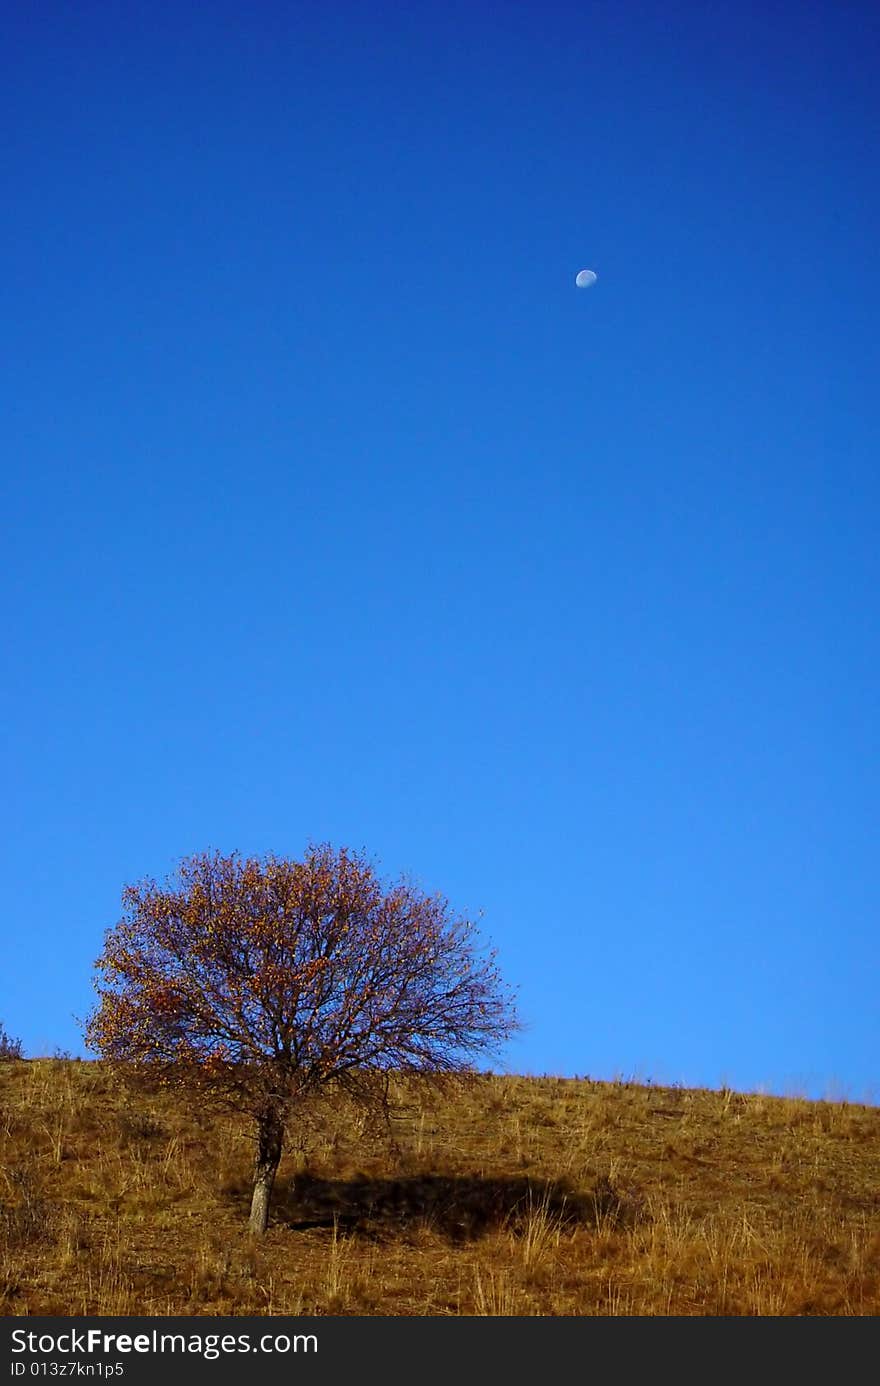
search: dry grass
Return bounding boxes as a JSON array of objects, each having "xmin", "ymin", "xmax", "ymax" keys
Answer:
[{"xmin": 1, "ymin": 1061, "xmax": 878, "ymax": 1315}]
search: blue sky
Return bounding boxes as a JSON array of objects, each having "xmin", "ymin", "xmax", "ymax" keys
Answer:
[{"xmin": 3, "ymin": 1, "xmax": 878, "ymax": 1100}]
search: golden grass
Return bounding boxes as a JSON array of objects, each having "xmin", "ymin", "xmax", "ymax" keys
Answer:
[{"xmin": 1, "ymin": 1060, "xmax": 878, "ymax": 1315}]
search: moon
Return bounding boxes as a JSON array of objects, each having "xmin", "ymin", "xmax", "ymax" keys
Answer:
[{"xmin": 575, "ymin": 269, "xmax": 597, "ymax": 288}]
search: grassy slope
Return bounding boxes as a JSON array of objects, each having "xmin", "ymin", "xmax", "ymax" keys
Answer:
[{"xmin": 1, "ymin": 1060, "xmax": 878, "ymax": 1315}]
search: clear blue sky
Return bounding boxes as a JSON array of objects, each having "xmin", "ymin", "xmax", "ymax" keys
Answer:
[{"xmin": 3, "ymin": 1, "xmax": 878, "ymax": 1100}]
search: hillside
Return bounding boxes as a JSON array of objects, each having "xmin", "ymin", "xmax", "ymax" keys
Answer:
[{"xmin": 1, "ymin": 1060, "xmax": 878, "ymax": 1315}]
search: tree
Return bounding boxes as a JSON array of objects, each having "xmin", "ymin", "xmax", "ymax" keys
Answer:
[{"xmin": 85, "ymin": 844, "xmax": 520, "ymax": 1234}]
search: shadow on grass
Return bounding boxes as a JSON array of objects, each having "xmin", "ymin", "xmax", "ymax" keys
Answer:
[{"xmin": 244, "ymin": 1173, "xmax": 644, "ymax": 1242}]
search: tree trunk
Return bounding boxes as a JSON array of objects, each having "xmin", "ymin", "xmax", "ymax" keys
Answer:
[{"xmin": 248, "ymin": 1108, "xmax": 285, "ymax": 1235}]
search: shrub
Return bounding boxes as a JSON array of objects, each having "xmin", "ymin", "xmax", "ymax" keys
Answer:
[{"xmin": 0, "ymin": 1023, "xmax": 24, "ymax": 1061}]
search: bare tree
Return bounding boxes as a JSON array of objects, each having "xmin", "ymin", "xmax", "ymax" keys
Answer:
[{"xmin": 85, "ymin": 844, "xmax": 520, "ymax": 1233}]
